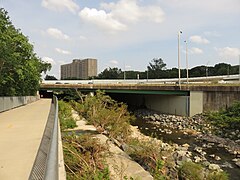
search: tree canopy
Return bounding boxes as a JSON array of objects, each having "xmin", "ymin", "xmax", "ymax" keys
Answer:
[{"xmin": 0, "ymin": 8, "xmax": 51, "ymax": 96}]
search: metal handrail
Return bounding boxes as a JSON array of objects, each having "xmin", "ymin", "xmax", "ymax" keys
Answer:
[
  {"xmin": 29, "ymin": 96, "xmax": 59, "ymax": 180},
  {"xmin": 44, "ymin": 96, "xmax": 59, "ymax": 180}
]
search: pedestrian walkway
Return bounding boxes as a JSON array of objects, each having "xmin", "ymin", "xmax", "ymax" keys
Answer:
[{"xmin": 0, "ymin": 99, "xmax": 52, "ymax": 180}]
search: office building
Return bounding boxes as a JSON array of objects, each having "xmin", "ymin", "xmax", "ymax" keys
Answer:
[{"xmin": 61, "ymin": 58, "xmax": 97, "ymax": 79}]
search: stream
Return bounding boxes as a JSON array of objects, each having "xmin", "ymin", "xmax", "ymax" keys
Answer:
[{"xmin": 131, "ymin": 112, "xmax": 240, "ymax": 180}]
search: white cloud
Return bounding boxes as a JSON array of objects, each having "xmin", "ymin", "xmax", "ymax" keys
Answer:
[
  {"xmin": 42, "ymin": 56, "xmax": 56, "ymax": 65},
  {"xmin": 216, "ymin": 47, "xmax": 240, "ymax": 58},
  {"xmin": 41, "ymin": 0, "xmax": 79, "ymax": 13},
  {"xmin": 47, "ymin": 28, "xmax": 70, "ymax": 40},
  {"xmin": 189, "ymin": 35, "xmax": 210, "ymax": 44},
  {"xmin": 79, "ymin": 8, "xmax": 127, "ymax": 32},
  {"xmin": 55, "ymin": 48, "xmax": 71, "ymax": 55},
  {"xmin": 79, "ymin": 35, "xmax": 87, "ymax": 40},
  {"xmin": 79, "ymin": 0, "xmax": 164, "ymax": 33},
  {"xmin": 190, "ymin": 47, "xmax": 203, "ymax": 54},
  {"xmin": 109, "ymin": 60, "xmax": 119, "ymax": 65},
  {"xmin": 101, "ymin": 0, "xmax": 164, "ymax": 23}
]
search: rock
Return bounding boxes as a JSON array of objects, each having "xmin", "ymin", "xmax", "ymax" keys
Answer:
[
  {"xmin": 202, "ymin": 161, "xmax": 210, "ymax": 167},
  {"xmin": 208, "ymin": 164, "xmax": 221, "ymax": 171},
  {"xmin": 194, "ymin": 156, "xmax": 202, "ymax": 163},
  {"xmin": 221, "ymin": 162, "xmax": 233, "ymax": 169},
  {"xmin": 214, "ymin": 156, "xmax": 221, "ymax": 161},
  {"xmin": 235, "ymin": 161, "xmax": 240, "ymax": 168},
  {"xmin": 232, "ymin": 158, "xmax": 239, "ymax": 162}
]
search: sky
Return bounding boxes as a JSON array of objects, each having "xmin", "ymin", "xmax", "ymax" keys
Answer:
[{"xmin": 1, "ymin": 0, "xmax": 240, "ymax": 78}]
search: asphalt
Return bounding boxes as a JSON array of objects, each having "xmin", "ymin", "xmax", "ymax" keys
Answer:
[{"xmin": 0, "ymin": 99, "xmax": 51, "ymax": 180}]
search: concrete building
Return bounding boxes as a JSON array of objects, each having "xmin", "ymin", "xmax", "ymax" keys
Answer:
[{"xmin": 61, "ymin": 58, "xmax": 97, "ymax": 79}]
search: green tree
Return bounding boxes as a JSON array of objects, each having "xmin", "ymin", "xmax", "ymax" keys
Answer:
[
  {"xmin": 45, "ymin": 75, "xmax": 57, "ymax": 80},
  {"xmin": 147, "ymin": 58, "xmax": 167, "ymax": 79},
  {"xmin": 97, "ymin": 67, "xmax": 123, "ymax": 79},
  {"xmin": 0, "ymin": 8, "xmax": 51, "ymax": 96}
]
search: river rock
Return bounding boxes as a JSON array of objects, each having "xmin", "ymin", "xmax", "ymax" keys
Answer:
[
  {"xmin": 235, "ymin": 161, "xmax": 240, "ymax": 168},
  {"xmin": 208, "ymin": 164, "xmax": 221, "ymax": 171}
]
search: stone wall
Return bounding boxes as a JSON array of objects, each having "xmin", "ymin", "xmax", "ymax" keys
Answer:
[{"xmin": 0, "ymin": 96, "xmax": 40, "ymax": 112}]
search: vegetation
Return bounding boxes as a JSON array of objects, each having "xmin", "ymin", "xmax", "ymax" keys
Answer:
[
  {"xmin": 206, "ymin": 171, "xmax": 228, "ymax": 180},
  {"xmin": 0, "ymin": 8, "xmax": 51, "ymax": 96},
  {"xmin": 58, "ymin": 100, "xmax": 77, "ymax": 130},
  {"xmin": 178, "ymin": 161, "xmax": 204, "ymax": 180},
  {"xmin": 45, "ymin": 75, "xmax": 57, "ymax": 80},
  {"xmin": 62, "ymin": 134, "xmax": 110, "ymax": 180},
  {"xmin": 71, "ymin": 90, "xmax": 135, "ymax": 141},
  {"xmin": 96, "ymin": 58, "xmax": 238, "ymax": 79},
  {"xmin": 126, "ymin": 138, "xmax": 167, "ymax": 179},
  {"xmin": 205, "ymin": 101, "xmax": 240, "ymax": 139}
]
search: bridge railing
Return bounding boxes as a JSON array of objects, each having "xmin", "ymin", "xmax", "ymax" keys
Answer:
[{"xmin": 29, "ymin": 96, "xmax": 59, "ymax": 180}]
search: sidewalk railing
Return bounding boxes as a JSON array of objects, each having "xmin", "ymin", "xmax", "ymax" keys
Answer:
[{"xmin": 29, "ymin": 96, "xmax": 59, "ymax": 180}]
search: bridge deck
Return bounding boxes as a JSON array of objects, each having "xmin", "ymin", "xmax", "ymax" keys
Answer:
[{"xmin": 0, "ymin": 99, "xmax": 51, "ymax": 180}]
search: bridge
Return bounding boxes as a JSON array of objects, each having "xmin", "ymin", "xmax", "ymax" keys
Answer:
[{"xmin": 40, "ymin": 76, "xmax": 240, "ymax": 117}]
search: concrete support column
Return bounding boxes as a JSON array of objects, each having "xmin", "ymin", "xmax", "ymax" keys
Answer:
[{"xmin": 189, "ymin": 91, "xmax": 203, "ymax": 117}]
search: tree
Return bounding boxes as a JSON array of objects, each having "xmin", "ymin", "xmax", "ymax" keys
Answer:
[
  {"xmin": 45, "ymin": 75, "xmax": 57, "ymax": 80},
  {"xmin": 0, "ymin": 8, "xmax": 51, "ymax": 96},
  {"xmin": 97, "ymin": 67, "xmax": 123, "ymax": 79},
  {"xmin": 147, "ymin": 58, "xmax": 167, "ymax": 79}
]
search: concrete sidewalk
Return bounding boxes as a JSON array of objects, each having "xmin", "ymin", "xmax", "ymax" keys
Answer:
[{"xmin": 0, "ymin": 99, "xmax": 51, "ymax": 180}]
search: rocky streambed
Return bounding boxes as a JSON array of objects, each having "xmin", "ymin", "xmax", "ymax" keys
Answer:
[{"xmin": 133, "ymin": 109, "xmax": 240, "ymax": 180}]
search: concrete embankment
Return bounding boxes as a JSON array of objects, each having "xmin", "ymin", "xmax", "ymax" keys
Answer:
[{"xmin": 69, "ymin": 112, "xmax": 153, "ymax": 180}]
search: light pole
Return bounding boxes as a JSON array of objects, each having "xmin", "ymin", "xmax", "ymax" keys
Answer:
[
  {"xmin": 178, "ymin": 31, "xmax": 182, "ymax": 88},
  {"xmin": 239, "ymin": 55, "xmax": 240, "ymax": 82},
  {"xmin": 184, "ymin": 40, "xmax": 189, "ymax": 85}
]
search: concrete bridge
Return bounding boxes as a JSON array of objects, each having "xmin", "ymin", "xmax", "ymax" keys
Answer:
[{"xmin": 40, "ymin": 82, "xmax": 240, "ymax": 117}]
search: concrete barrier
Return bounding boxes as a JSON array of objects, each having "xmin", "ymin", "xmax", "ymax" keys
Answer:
[{"xmin": 0, "ymin": 96, "xmax": 40, "ymax": 113}]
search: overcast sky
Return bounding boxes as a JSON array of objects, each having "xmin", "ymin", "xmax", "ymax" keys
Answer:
[{"xmin": 1, "ymin": 0, "xmax": 240, "ymax": 78}]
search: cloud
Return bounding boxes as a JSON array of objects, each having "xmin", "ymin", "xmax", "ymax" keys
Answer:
[
  {"xmin": 47, "ymin": 28, "xmax": 70, "ymax": 40},
  {"xmin": 109, "ymin": 60, "xmax": 119, "ymax": 65},
  {"xmin": 189, "ymin": 47, "xmax": 203, "ymax": 54},
  {"xmin": 101, "ymin": 0, "xmax": 164, "ymax": 23},
  {"xmin": 79, "ymin": 35, "xmax": 87, "ymax": 40},
  {"xmin": 216, "ymin": 47, "xmax": 240, "ymax": 58},
  {"xmin": 55, "ymin": 48, "xmax": 71, "ymax": 55},
  {"xmin": 42, "ymin": 56, "xmax": 56, "ymax": 65},
  {"xmin": 41, "ymin": 0, "xmax": 79, "ymax": 13},
  {"xmin": 79, "ymin": 0, "xmax": 164, "ymax": 32},
  {"xmin": 189, "ymin": 35, "xmax": 210, "ymax": 44},
  {"xmin": 79, "ymin": 8, "xmax": 127, "ymax": 32}
]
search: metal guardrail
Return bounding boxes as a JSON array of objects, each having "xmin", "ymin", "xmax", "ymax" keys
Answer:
[{"xmin": 29, "ymin": 96, "xmax": 59, "ymax": 180}]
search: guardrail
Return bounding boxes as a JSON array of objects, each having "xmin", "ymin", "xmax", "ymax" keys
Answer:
[{"xmin": 29, "ymin": 96, "xmax": 59, "ymax": 180}]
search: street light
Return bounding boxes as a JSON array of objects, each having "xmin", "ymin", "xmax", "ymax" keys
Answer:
[
  {"xmin": 178, "ymin": 31, "xmax": 182, "ymax": 88},
  {"xmin": 184, "ymin": 40, "xmax": 189, "ymax": 85}
]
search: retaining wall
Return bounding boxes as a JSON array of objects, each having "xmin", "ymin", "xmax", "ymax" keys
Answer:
[{"xmin": 0, "ymin": 96, "xmax": 40, "ymax": 112}]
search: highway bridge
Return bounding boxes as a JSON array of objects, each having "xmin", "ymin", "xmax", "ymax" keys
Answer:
[{"xmin": 40, "ymin": 75, "xmax": 240, "ymax": 117}]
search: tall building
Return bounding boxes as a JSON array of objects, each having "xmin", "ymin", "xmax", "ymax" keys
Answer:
[{"xmin": 61, "ymin": 58, "xmax": 97, "ymax": 80}]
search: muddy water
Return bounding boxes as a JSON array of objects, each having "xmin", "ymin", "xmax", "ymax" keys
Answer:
[{"xmin": 132, "ymin": 118, "xmax": 240, "ymax": 180}]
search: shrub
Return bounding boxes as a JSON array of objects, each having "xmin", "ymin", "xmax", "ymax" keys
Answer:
[
  {"xmin": 206, "ymin": 171, "xmax": 228, "ymax": 180},
  {"xmin": 73, "ymin": 90, "xmax": 135, "ymax": 141},
  {"xmin": 63, "ymin": 134, "xmax": 110, "ymax": 180},
  {"xmin": 126, "ymin": 138, "xmax": 166, "ymax": 179},
  {"xmin": 178, "ymin": 161, "xmax": 204, "ymax": 180},
  {"xmin": 58, "ymin": 100, "xmax": 77, "ymax": 130}
]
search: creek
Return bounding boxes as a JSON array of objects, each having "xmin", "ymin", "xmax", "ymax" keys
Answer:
[{"xmin": 131, "ymin": 111, "xmax": 240, "ymax": 180}]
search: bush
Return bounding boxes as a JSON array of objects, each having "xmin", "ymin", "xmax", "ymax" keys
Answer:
[
  {"xmin": 178, "ymin": 161, "xmax": 204, "ymax": 180},
  {"xmin": 206, "ymin": 171, "xmax": 228, "ymax": 180},
  {"xmin": 63, "ymin": 134, "xmax": 110, "ymax": 180},
  {"xmin": 205, "ymin": 101, "xmax": 240, "ymax": 138},
  {"xmin": 126, "ymin": 138, "xmax": 166, "ymax": 179},
  {"xmin": 73, "ymin": 90, "xmax": 135, "ymax": 141},
  {"xmin": 58, "ymin": 100, "xmax": 77, "ymax": 130}
]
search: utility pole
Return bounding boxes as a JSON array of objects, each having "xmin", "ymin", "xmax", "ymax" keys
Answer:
[
  {"xmin": 184, "ymin": 40, "xmax": 189, "ymax": 85},
  {"xmin": 178, "ymin": 31, "xmax": 182, "ymax": 89},
  {"xmin": 239, "ymin": 55, "xmax": 240, "ymax": 82}
]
